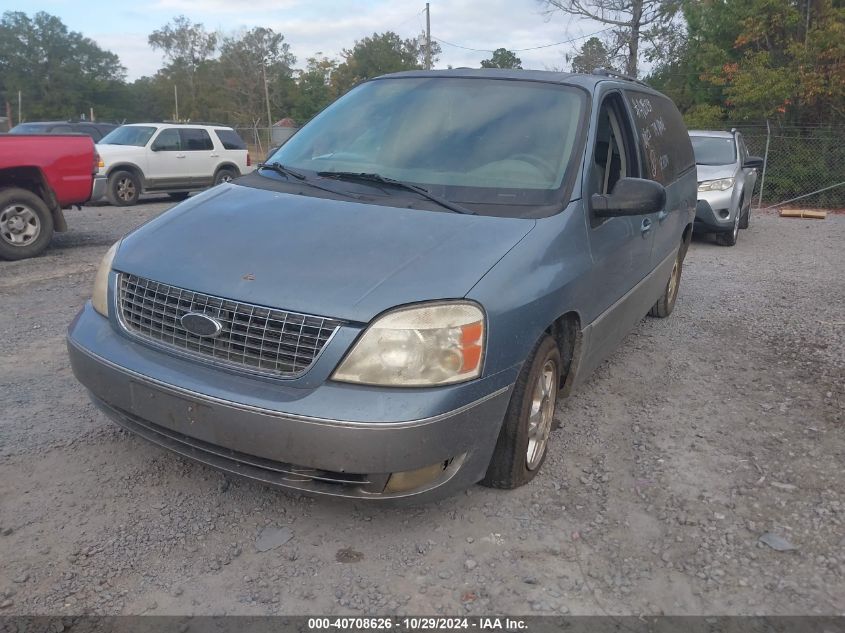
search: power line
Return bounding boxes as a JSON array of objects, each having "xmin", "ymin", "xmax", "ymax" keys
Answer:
[{"xmin": 431, "ymin": 27, "xmax": 614, "ymax": 54}]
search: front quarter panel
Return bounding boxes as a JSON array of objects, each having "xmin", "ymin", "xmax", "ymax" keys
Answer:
[{"xmin": 467, "ymin": 201, "xmax": 592, "ymax": 376}]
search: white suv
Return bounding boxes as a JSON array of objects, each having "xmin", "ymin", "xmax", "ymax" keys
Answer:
[{"xmin": 93, "ymin": 123, "xmax": 251, "ymax": 206}]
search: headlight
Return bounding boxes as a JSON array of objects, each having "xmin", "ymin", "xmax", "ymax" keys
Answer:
[
  {"xmin": 332, "ymin": 302, "xmax": 485, "ymax": 386},
  {"xmin": 92, "ymin": 241, "xmax": 119, "ymax": 317},
  {"xmin": 698, "ymin": 178, "xmax": 735, "ymax": 192}
]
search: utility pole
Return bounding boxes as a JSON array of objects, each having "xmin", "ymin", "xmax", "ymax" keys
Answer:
[
  {"xmin": 425, "ymin": 3, "xmax": 431, "ymax": 70},
  {"xmin": 262, "ymin": 58, "xmax": 273, "ymax": 149},
  {"xmin": 18, "ymin": 90, "xmax": 22, "ymax": 125},
  {"xmin": 174, "ymin": 85, "xmax": 179, "ymax": 121},
  {"xmin": 805, "ymin": 0, "xmax": 811, "ymax": 45}
]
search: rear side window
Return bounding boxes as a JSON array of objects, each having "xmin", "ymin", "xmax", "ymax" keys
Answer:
[
  {"xmin": 214, "ymin": 129, "xmax": 246, "ymax": 150},
  {"xmin": 624, "ymin": 91, "xmax": 694, "ymax": 184},
  {"xmin": 180, "ymin": 129, "xmax": 213, "ymax": 151}
]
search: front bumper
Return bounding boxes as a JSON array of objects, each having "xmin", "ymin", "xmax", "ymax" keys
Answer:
[
  {"xmin": 694, "ymin": 188, "xmax": 736, "ymax": 232},
  {"xmin": 91, "ymin": 176, "xmax": 107, "ymax": 201},
  {"xmin": 67, "ymin": 303, "xmax": 514, "ymax": 502}
]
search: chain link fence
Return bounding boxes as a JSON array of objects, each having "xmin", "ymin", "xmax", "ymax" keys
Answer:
[
  {"xmin": 231, "ymin": 123, "xmax": 845, "ymax": 209},
  {"xmin": 234, "ymin": 126, "xmax": 299, "ymax": 164},
  {"xmin": 729, "ymin": 124, "xmax": 845, "ymax": 209}
]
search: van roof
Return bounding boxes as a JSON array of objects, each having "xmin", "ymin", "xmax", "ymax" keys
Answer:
[{"xmin": 376, "ymin": 68, "xmax": 660, "ymax": 93}]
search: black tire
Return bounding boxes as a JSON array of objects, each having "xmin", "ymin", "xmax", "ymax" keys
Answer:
[
  {"xmin": 717, "ymin": 208, "xmax": 740, "ymax": 246},
  {"xmin": 108, "ymin": 170, "xmax": 141, "ymax": 207},
  {"xmin": 214, "ymin": 167, "xmax": 238, "ymax": 186},
  {"xmin": 649, "ymin": 248, "xmax": 683, "ymax": 318},
  {"xmin": 168, "ymin": 192, "xmax": 190, "ymax": 201},
  {"xmin": 0, "ymin": 187, "xmax": 54, "ymax": 261},
  {"xmin": 738, "ymin": 199, "xmax": 751, "ymax": 229},
  {"xmin": 481, "ymin": 335, "xmax": 561, "ymax": 489}
]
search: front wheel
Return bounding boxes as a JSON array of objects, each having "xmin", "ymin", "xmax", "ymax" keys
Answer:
[
  {"xmin": 481, "ymin": 335, "xmax": 561, "ymax": 489},
  {"xmin": 108, "ymin": 170, "xmax": 140, "ymax": 206},
  {"xmin": 739, "ymin": 200, "xmax": 751, "ymax": 229},
  {"xmin": 214, "ymin": 167, "xmax": 238, "ymax": 186},
  {"xmin": 0, "ymin": 187, "xmax": 54, "ymax": 260},
  {"xmin": 717, "ymin": 210, "xmax": 740, "ymax": 247},
  {"xmin": 649, "ymin": 248, "xmax": 683, "ymax": 318}
]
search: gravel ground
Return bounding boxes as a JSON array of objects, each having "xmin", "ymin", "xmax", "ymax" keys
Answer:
[{"xmin": 0, "ymin": 199, "xmax": 843, "ymax": 616}]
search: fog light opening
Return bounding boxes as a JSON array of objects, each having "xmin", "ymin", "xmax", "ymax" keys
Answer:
[
  {"xmin": 383, "ymin": 460, "xmax": 452, "ymax": 494},
  {"xmin": 718, "ymin": 209, "xmax": 730, "ymax": 219}
]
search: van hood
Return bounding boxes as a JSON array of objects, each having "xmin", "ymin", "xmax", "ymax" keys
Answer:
[
  {"xmin": 115, "ymin": 183, "xmax": 535, "ymax": 323},
  {"xmin": 696, "ymin": 163, "xmax": 737, "ymax": 182}
]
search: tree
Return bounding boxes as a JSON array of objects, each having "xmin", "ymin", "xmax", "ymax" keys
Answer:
[
  {"xmin": 648, "ymin": 0, "xmax": 845, "ymax": 124},
  {"xmin": 148, "ymin": 15, "xmax": 217, "ymax": 119},
  {"xmin": 541, "ymin": 0, "xmax": 681, "ymax": 77},
  {"xmin": 332, "ymin": 32, "xmax": 424, "ymax": 95},
  {"xmin": 219, "ymin": 27, "xmax": 296, "ymax": 125},
  {"xmin": 480, "ymin": 48, "xmax": 523, "ymax": 69},
  {"xmin": 568, "ymin": 36, "xmax": 616, "ymax": 73},
  {"xmin": 0, "ymin": 11, "xmax": 125, "ymax": 121},
  {"xmin": 292, "ymin": 54, "xmax": 339, "ymax": 122}
]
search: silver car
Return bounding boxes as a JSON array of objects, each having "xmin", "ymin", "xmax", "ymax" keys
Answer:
[{"xmin": 689, "ymin": 130, "xmax": 763, "ymax": 246}]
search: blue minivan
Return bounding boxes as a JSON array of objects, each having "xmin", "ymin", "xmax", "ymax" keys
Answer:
[{"xmin": 67, "ymin": 69, "xmax": 696, "ymax": 502}]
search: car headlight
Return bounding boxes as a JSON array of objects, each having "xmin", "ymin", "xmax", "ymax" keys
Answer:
[
  {"xmin": 698, "ymin": 178, "xmax": 735, "ymax": 192},
  {"xmin": 92, "ymin": 241, "xmax": 119, "ymax": 317},
  {"xmin": 332, "ymin": 302, "xmax": 485, "ymax": 386}
]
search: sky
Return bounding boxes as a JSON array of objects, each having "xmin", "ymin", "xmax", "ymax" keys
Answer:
[{"xmin": 10, "ymin": 0, "xmax": 608, "ymax": 80}]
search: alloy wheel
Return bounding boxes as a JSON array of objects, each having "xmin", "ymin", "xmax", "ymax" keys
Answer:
[
  {"xmin": 117, "ymin": 177, "xmax": 136, "ymax": 202},
  {"xmin": 526, "ymin": 359, "xmax": 558, "ymax": 470}
]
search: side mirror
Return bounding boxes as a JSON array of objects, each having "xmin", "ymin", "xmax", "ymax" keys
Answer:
[
  {"xmin": 743, "ymin": 156, "xmax": 764, "ymax": 169},
  {"xmin": 150, "ymin": 145, "xmax": 162, "ymax": 152},
  {"xmin": 591, "ymin": 177, "xmax": 666, "ymax": 217}
]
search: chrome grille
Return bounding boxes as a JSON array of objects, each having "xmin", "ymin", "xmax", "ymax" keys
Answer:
[{"xmin": 117, "ymin": 273, "xmax": 341, "ymax": 378}]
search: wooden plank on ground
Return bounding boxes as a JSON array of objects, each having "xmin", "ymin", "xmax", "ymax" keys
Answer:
[{"xmin": 779, "ymin": 209, "xmax": 827, "ymax": 219}]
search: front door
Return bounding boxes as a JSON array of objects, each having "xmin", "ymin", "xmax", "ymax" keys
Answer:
[
  {"xmin": 147, "ymin": 128, "xmax": 191, "ymax": 190},
  {"xmin": 581, "ymin": 91, "xmax": 658, "ymax": 365},
  {"xmin": 179, "ymin": 128, "xmax": 218, "ymax": 187}
]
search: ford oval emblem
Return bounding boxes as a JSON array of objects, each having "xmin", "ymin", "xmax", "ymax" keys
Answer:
[{"xmin": 181, "ymin": 312, "xmax": 223, "ymax": 338}]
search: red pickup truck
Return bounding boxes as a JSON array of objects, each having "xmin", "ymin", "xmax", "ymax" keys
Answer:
[{"xmin": 0, "ymin": 135, "xmax": 99, "ymax": 260}]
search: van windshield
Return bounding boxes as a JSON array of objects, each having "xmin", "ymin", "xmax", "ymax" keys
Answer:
[
  {"xmin": 268, "ymin": 77, "xmax": 586, "ymax": 215},
  {"xmin": 99, "ymin": 126, "xmax": 157, "ymax": 147}
]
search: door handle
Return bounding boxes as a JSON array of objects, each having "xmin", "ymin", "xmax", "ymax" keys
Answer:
[
  {"xmin": 176, "ymin": 154, "xmax": 186, "ymax": 159},
  {"xmin": 210, "ymin": 153, "xmax": 220, "ymax": 157},
  {"xmin": 640, "ymin": 218, "xmax": 652, "ymax": 236},
  {"xmin": 657, "ymin": 209, "xmax": 669, "ymax": 223}
]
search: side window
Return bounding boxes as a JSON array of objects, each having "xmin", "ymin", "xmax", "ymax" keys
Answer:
[
  {"xmin": 51, "ymin": 125, "xmax": 73, "ymax": 134},
  {"xmin": 214, "ymin": 129, "xmax": 247, "ymax": 150},
  {"xmin": 591, "ymin": 95, "xmax": 636, "ymax": 197},
  {"xmin": 76, "ymin": 125, "xmax": 101, "ymax": 141},
  {"xmin": 624, "ymin": 90, "xmax": 694, "ymax": 184},
  {"xmin": 180, "ymin": 129, "xmax": 213, "ymax": 151},
  {"xmin": 151, "ymin": 129, "xmax": 181, "ymax": 151}
]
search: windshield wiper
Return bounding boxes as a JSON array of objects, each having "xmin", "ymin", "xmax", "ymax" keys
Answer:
[
  {"xmin": 257, "ymin": 161, "xmax": 307, "ymax": 180},
  {"xmin": 316, "ymin": 171, "xmax": 476, "ymax": 215},
  {"xmin": 257, "ymin": 162, "xmax": 365, "ymax": 198}
]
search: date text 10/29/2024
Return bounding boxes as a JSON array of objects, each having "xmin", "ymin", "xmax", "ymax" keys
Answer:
[{"xmin": 307, "ymin": 617, "xmax": 529, "ymax": 631}]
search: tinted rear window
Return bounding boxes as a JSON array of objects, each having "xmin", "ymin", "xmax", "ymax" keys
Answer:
[
  {"xmin": 624, "ymin": 90, "xmax": 695, "ymax": 184},
  {"xmin": 214, "ymin": 129, "xmax": 246, "ymax": 150},
  {"xmin": 180, "ymin": 128, "xmax": 213, "ymax": 151}
]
